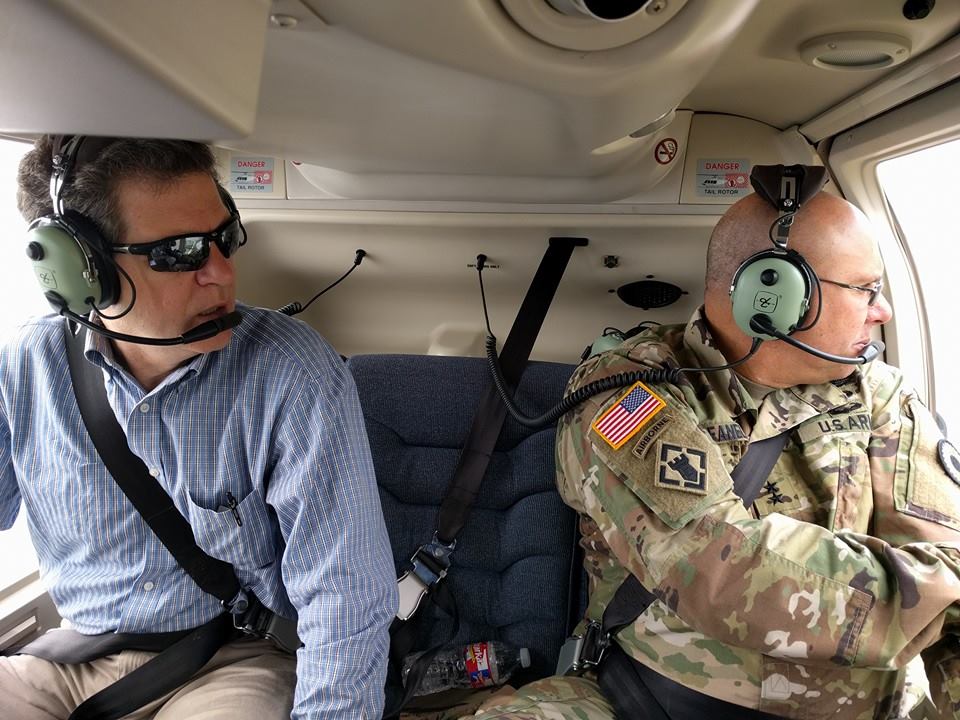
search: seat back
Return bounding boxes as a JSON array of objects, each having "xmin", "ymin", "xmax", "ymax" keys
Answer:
[{"xmin": 346, "ymin": 354, "xmax": 580, "ymax": 681}]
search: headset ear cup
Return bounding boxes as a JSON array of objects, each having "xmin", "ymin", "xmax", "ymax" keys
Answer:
[
  {"xmin": 730, "ymin": 250, "xmax": 813, "ymax": 339},
  {"xmin": 25, "ymin": 213, "xmax": 119, "ymax": 314},
  {"xmin": 26, "ymin": 216, "xmax": 102, "ymax": 314}
]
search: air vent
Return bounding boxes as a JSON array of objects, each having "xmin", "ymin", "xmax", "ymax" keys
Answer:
[
  {"xmin": 500, "ymin": 0, "xmax": 686, "ymax": 52},
  {"xmin": 546, "ymin": 0, "xmax": 652, "ymax": 22},
  {"xmin": 799, "ymin": 33, "xmax": 911, "ymax": 71}
]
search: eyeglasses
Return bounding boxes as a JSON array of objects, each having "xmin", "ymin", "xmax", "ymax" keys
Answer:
[
  {"xmin": 113, "ymin": 215, "xmax": 247, "ymax": 272},
  {"xmin": 820, "ymin": 277, "xmax": 884, "ymax": 306}
]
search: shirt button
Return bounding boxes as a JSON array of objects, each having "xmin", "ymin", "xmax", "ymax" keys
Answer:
[
  {"xmin": 139, "ymin": 403, "xmax": 150, "ymax": 413},
  {"xmin": 143, "ymin": 581, "xmax": 155, "ymax": 591},
  {"xmin": 149, "ymin": 468, "xmax": 160, "ymax": 478}
]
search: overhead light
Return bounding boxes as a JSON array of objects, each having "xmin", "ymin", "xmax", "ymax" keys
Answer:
[
  {"xmin": 269, "ymin": 14, "xmax": 299, "ymax": 29},
  {"xmin": 630, "ymin": 109, "xmax": 676, "ymax": 138},
  {"xmin": 545, "ymin": 0, "xmax": 653, "ymax": 22},
  {"xmin": 590, "ymin": 108, "xmax": 676, "ymax": 155},
  {"xmin": 799, "ymin": 32, "xmax": 911, "ymax": 71}
]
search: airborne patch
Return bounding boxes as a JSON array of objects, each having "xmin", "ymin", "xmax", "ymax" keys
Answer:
[
  {"xmin": 592, "ymin": 381, "xmax": 666, "ymax": 450},
  {"xmin": 656, "ymin": 442, "xmax": 708, "ymax": 494},
  {"xmin": 632, "ymin": 413, "xmax": 671, "ymax": 459}
]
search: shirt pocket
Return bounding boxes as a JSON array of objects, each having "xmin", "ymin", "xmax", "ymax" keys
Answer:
[
  {"xmin": 893, "ymin": 399, "xmax": 960, "ymax": 533},
  {"xmin": 182, "ymin": 489, "xmax": 277, "ymax": 570}
]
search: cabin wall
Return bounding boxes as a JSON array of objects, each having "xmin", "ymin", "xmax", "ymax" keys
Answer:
[{"xmin": 228, "ymin": 113, "xmax": 825, "ymax": 361}]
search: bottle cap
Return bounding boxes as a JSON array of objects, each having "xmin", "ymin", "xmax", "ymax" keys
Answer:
[{"xmin": 519, "ymin": 647, "xmax": 531, "ymax": 668}]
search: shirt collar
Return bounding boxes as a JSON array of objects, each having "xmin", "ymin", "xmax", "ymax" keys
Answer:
[{"xmin": 80, "ymin": 315, "xmax": 210, "ymax": 391}]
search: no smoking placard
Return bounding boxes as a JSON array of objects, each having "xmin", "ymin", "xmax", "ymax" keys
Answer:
[{"xmin": 654, "ymin": 138, "xmax": 678, "ymax": 165}]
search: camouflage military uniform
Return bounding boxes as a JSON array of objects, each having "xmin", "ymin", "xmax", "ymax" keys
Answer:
[{"xmin": 468, "ymin": 308, "xmax": 960, "ymax": 720}]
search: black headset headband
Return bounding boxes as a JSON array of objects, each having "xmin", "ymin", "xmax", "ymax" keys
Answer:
[
  {"xmin": 749, "ymin": 164, "xmax": 827, "ymax": 249},
  {"xmin": 750, "ymin": 164, "xmax": 827, "ymax": 213},
  {"xmin": 50, "ymin": 136, "xmax": 120, "ymax": 210}
]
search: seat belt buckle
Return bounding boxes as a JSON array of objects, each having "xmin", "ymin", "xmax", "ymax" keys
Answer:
[
  {"xmin": 259, "ymin": 612, "xmax": 301, "ymax": 654},
  {"xmin": 556, "ymin": 621, "xmax": 608, "ymax": 676},
  {"xmin": 396, "ymin": 570, "xmax": 429, "ymax": 622},
  {"xmin": 395, "ymin": 533, "xmax": 456, "ymax": 621},
  {"xmin": 228, "ymin": 590, "xmax": 301, "ymax": 654}
]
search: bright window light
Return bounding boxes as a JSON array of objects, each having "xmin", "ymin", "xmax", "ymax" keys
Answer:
[
  {"xmin": 0, "ymin": 137, "xmax": 48, "ymax": 588},
  {"xmin": 878, "ymin": 140, "xmax": 960, "ymax": 437}
]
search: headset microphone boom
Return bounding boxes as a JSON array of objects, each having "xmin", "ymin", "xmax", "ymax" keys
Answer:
[{"xmin": 56, "ymin": 305, "xmax": 243, "ymax": 346}]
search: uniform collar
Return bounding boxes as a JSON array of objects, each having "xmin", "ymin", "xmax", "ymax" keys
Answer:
[{"xmin": 680, "ymin": 307, "xmax": 861, "ymax": 439}]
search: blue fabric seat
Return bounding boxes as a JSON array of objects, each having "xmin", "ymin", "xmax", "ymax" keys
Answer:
[{"xmin": 346, "ymin": 354, "xmax": 581, "ymax": 681}]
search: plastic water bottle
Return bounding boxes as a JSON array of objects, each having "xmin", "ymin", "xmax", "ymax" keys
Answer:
[{"xmin": 401, "ymin": 640, "xmax": 532, "ymax": 696}]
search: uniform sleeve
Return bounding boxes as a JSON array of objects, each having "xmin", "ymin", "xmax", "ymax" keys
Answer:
[
  {"xmin": 869, "ymin": 380, "xmax": 960, "ymax": 545},
  {"xmin": 557, "ymin": 381, "xmax": 960, "ymax": 672},
  {"xmin": 864, "ymin": 379, "xmax": 960, "ymax": 713},
  {"xmin": 267, "ymin": 361, "xmax": 398, "ymax": 720}
]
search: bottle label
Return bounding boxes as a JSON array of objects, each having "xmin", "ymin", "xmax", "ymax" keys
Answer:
[{"xmin": 465, "ymin": 642, "xmax": 494, "ymax": 688}]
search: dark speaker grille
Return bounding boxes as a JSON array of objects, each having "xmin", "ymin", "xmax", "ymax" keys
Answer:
[{"xmin": 616, "ymin": 280, "xmax": 684, "ymax": 309}]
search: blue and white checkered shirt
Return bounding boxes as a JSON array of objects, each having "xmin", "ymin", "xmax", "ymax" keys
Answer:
[{"xmin": 0, "ymin": 304, "xmax": 398, "ymax": 719}]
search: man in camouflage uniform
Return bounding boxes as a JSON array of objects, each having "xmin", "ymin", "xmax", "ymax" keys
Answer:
[{"xmin": 466, "ymin": 191, "xmax": 960, "ymax": 719}]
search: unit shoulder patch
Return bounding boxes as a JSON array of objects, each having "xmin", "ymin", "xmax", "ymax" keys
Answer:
[
  {"xmin": 590, "ymin": 404, "xmax": 732, "ymax": 530},
  {"xmin": 656, "ymin": 442, "xmax": 708, "ymax": 495},
  {"xmin": 592, "ymin": 381, "xmax": 666, "ymax": 450},
  {"xmin": 939, "ymin": 439, "xmax": 960, "ymax": 486}
]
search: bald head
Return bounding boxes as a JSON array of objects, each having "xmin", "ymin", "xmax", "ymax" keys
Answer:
[
  {"xmin": 702, "ymin": 190, "xmax": 889, "ymax": 387},
  {"xmin": 705, "ymin": 192, "xmax": 873, "ymax": 300}
]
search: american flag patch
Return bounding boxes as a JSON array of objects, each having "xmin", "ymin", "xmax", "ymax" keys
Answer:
[{"xmin": 592, "ymin": 381, "xmax": 666, "ymax": 449}]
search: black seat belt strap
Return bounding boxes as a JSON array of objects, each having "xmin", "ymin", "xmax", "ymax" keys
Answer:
[
  {"xmin": 437, "ymin": 236, "xmax": 588, "ymax": 544},
  {"xmin": 63, "ymin": 321, "xmax": 242, "ymax": 607},
  {"xmin": 559, "ymin": 428, "xmax": 792, "ymax": 677},
  {"xmin": 394, "ymin": 236, "xmax": 587, "ymax": 623},
  {"xmin": 69, "ymin": 614, "xmax": 235, "ymax": 720},
  {"xmin": 40, "ymin": 321, "xmax": 297, "ymax": 720},
  {"xmin": 730, "ymin": 431, "xmax": 793, "ymax": 507},
  {"xmin": 385, "ymin": 237, "xmax": 585, "ymax": 719}
]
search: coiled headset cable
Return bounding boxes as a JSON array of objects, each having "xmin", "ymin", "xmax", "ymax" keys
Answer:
[{"xmin": 478, "ymin": 259, "xmax": 762, "ymax": 429}]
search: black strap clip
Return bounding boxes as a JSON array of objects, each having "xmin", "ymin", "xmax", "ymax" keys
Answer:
[
  {"xmin": 227, "ymin": 590, "xmax": 300, "ymax": 654},
  {"xmin": 556, "ymin": 620, "xmax": 609, "ymax": 676},
  {"xmin": 395, "ymin": 533, "xmax": 456, "ymax": 621}
]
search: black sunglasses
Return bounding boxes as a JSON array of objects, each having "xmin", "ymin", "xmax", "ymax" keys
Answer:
[
  {"xmin": 820, "ymin": 277, "xmax": 884, "ymax": 306},
  {"xmin": 112, "ymin": 215, "xmax": 247, "ymax": 272}
]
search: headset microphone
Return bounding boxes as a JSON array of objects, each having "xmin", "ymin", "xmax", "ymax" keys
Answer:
[
  {"xmin": 748, "ymin": 315, "xmax": 883, "ymax": 365},
  {"xmin": 57, "ymin": 303, "xmax": 243, "ymax": 346}
]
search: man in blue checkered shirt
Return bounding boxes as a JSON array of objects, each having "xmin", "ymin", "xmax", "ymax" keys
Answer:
[{"xmin": 0, "ymin": 136, "xmax": 398, "ymax": 719}]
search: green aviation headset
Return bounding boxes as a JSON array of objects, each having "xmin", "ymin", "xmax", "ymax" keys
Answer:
[
  {"xmin": 25, "ymin": 136, "xmax": 123, "ymax": 315},
  {"xmin": 729, "ymin": 164, "xmax": 827, "ymax": 339}
]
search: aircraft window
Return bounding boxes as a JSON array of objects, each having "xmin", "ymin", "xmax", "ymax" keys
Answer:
[
  {"xmin": 0, "ymin": 137, "xmax": 44, "ymax": 589},
  {"xmin": 878, "ymin": 141, "xmax": 960, "ymax": 436}
]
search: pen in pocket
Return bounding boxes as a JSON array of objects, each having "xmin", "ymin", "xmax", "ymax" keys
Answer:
[{"xmin": 217, "ymin": 491, "xmax": 243, "ymax": 527}]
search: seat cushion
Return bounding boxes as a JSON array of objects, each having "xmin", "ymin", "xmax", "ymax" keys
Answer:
[{"xmin": 347, "ymin": 354, "xmax": 579, "ymax": 680}]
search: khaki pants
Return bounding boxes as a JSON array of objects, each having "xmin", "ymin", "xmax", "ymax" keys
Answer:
[{"xmin": 0, "ymin": 635, "xmax": 296, "ymax": 719}]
